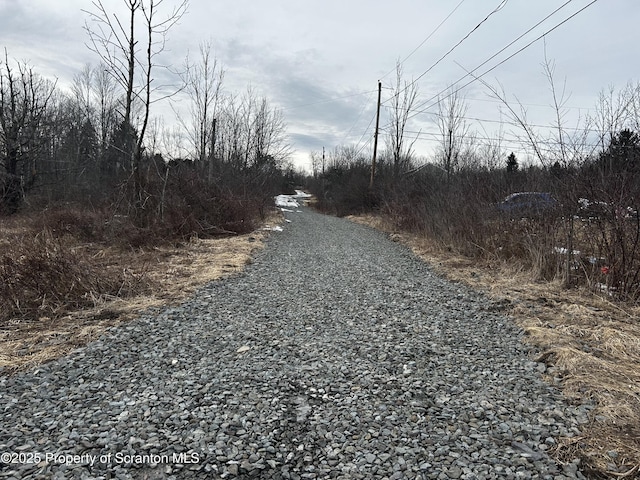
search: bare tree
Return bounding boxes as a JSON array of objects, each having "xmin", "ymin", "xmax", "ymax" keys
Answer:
[
  {"xmin": 386, "ymin": 62, "xmax": 419, "ymax": 177},
  {"xmin": 216, "ymin": 92, "xmax": 243, "ymax": 168},
  {"xmin": 92, "ymin": 65, "xmax": 119, "ymax": 165},
  {"xmin": 540, "ymin": 46, "xmax": 593, "ymax": 168},
  {"xmin": 240, "ymin": 87, "xmax": 258, "ymax": 169},
  {"xmin": 177, "ymin": 40, "xmax": 224, "ymax": 178},
  {"xmin": 436, "ymin": 86, "xmax": 472, "ymax": 180},
  {"xmin": 465, "ymin": 53, "xmax": 592, "ymax": 169},
  {"xmin": 477, "ymin": 120, "xmax": 505, "ymax": 171},
  {"xmin": 0, "ymin": 51, "xmax": 56, "ymax": 213},
  {"xmin": 83, "ymin": 0, "xmax": 188, "ymax": 204},
  {"xmin": 252, "ymin": 96, "xmax": 291, "ymax": 166},
  {"xmin": 460, "ymin": 60, "xmax": 548, "ymax": 167},
  {"xmin": 216, "ymin": 88, "xmax": 291, "ymax": 171},
  {"xmin": 309, "ymin": 150, "xmax": 322, "ymax": 178},
  {"xmin": 629, "ymin": 82, "xmax": 640, "ymax": 134},
  {"xmin": 71, "ymin": 64, "xmax": 95, "ymax": 120},
  {"xmin": 326, "ymin": 145, "xmax": 362, "ymax": 169},
  {"xmin": 591, "ymin": 82, "xmax": 640, "ymax": 152}
]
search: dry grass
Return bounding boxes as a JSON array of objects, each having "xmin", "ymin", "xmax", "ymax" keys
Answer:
[
  {"xmin": 349, "ymin": 213, "xmax": 640, "ymax": 479},
  {"xmin": 0, "ymin": 212, "xmax": 281, "ymax": 374},
  {"xmin": 3, "ymin": 204, "xmax": 638, "ymax": 477}
]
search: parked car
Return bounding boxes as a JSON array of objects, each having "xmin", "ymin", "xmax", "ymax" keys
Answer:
[{"xmin": 496, "ymin": 192, "xmax": 559, "ymax": 218}]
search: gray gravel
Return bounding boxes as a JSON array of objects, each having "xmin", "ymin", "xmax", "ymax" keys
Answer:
[{"xmin": 0, "ymin": 206, "xmax": 591, "ymax": 479}]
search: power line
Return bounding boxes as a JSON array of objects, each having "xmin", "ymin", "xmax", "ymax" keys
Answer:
[
  {"xmin": 342, "ymin": 124, "xmax": 604, "ymax": 159},
  {"xmin": 379, "ymin": 0, "xmax": 468, "ymax": 81},
  {"xmin": 407, "ymin": 0, "xmax": 600, "ymax": 121},
  {"xmin": 338, "ymin": 89, "xmax": 376, "ymax": 145},
  {"xmin": 397, "ymin": 128, "xmax": 600, "ymax": 146},
  {"xmin": 375, "ymin": 129, "xmax": 606, "ymax": 161},
  {"xmin": 280, "ymin": 89, "xmax": 378, "ymax": 111},
  {"xmin": 380, "ymin": 104, "xmax": 601, "ymax": 134},
  {"xmin": 384, "ymin": 0, "xmax": 510, "ymax": 104},
  {"xmin": 347, "ymin": 1, "xmax": 602, "ymax": 159},
  {"xmin": 406, "ymin": 0, "xmax": 577, "ymax": 117},
  {"xmin": 458, "ymin": 93, "xmax": 591, "ymax": 111},
  {"xmin": 344, "ymin": 135, "xmax": 592, "ymax": 161},
  {"xmin": 352, "ymin": 110, "xmax": 378, "ymax": 157}
]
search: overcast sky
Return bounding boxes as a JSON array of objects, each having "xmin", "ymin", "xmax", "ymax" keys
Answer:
[{"xmin": 1, "ymin": 0, "xmax": 638, "ymax": 170}]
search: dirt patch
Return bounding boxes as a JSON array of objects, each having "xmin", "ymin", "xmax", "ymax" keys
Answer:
[
  {"xmin": 0, "ymin": 214, "xmax": 282, "ymax": 375},
  {"xmin": 349, "ymin": 213, "xmax": 640, "ymax": 479}
]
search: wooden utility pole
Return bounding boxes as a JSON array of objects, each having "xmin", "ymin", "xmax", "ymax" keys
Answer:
[
  {"xmin": 370, "ymin": 81, "xmax": 382, "ymax": 189},
  {"xmin": 208, "ymin": 118, "xmax": 217, "ymax": 181}
]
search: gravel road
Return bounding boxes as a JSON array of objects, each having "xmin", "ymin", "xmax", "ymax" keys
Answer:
[{"xmin": 0, "ymin": 205, "xmax": 590, "ymax": 479}]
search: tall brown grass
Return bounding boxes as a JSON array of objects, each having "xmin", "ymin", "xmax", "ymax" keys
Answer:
[{"xmin": 0, "ymin": 228, "xmax": 137, "ymax": 324}]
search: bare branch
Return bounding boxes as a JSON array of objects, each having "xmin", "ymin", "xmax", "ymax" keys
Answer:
[{"xmin": 386, "ymin": 61, "xmax": 419, "ymax": 176}]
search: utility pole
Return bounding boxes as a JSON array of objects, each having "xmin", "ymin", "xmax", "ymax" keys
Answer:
[
  {"xmin": 208, "ymin": 118, "xmax": 217, "ymax": 181},
  {"xmin": 322, "ymin": 146, "xmax": 325, "ymax": 175},
  {"xmin": 370, "ymin": 81, "xmax": 382, "ymax": 189}
]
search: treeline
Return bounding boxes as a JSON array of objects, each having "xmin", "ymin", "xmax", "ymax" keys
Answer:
[
  {"xmin": 307, "ymin": 81, "xmax": 640, "ymax": 302},
  {"xmin": 1, "ymin": 0, "xmax": 304, "ymax": 243},
  {"xmin": 0, "ymin": 56, "xmax": 300, "ymax": 243},
  {"xmin": 0, "ymin": 1, "xmax": 307, "ymax": 325}
]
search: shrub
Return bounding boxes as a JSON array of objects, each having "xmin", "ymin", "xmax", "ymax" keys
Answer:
[{"xmin": 0, "ymin": 230, "xmax": 141, "ymax": 323}]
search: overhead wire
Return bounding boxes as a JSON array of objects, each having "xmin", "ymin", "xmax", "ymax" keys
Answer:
[
  {"xmin": 373, "ymin": 112, "xmax": 601, "ymax": 157},
  {"xmin": 347, "ymin": 0, "xmax": 601, "ymax": 160},
  {"xmin": 461, "ymin": 94, "xmax": 590, "ymax": 111},
  {"xmin": 338, "ymin": 88, "xmax": 377, "ymax": 146},
  {"xmin": 338, "ymin": 2, "xmax": 470, "ymax": 156},
  {"xmin": 364, "ymin": 0, "xmax": 598, "ymax": 159},
  {"xmin": 350, "ymin": 1, "xmax": 509, "ymax": 159},
  {"xmin": 405, "ymin": 0, "xmax": 600, "ymax": 121},
  {"xmin": 383, "ymin": 0, "xmax": 510, "ymax": 104},
  {"xmin": 332, "ymin": 0, "xmax": 486, "ymax": 157},
  {"xmin": 396, "ymin": 128, "xmax": 599, "ymax": 147},
  {"xmin": 379, "ymin": 104, "xmax": 598, "ymax": 133},
  {"xmin": 405, "ymin": 0, "xmax": 576, "ymax": 118},
  {"xmin": 374, "ymin": 126, "xmax": 604, "ymax": 160},
  {"xmin": 304, "ymin": 0, "xmax": 536, "ymax": 157},
  {"xmin": 280, "ymin": 88, "xmax": 378, "ymax": 111},
  {"xmin": 378, "ymin": 0, "xmax": 468, "ymax": 81},
  {"xmin": 352, "ymin": 110, "xmax": 378, "ymax": 157}
]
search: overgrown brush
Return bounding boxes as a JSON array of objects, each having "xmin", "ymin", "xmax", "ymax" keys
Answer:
[
  {"xmin": 38, "ymin": 206, "xmax": 108, "ymax": 242},
  {"xmin": 98, "ymin": 161, "xmax": 278, "ymax": 246},
  {"xmin": 307, "ymin": 155, "xmax": 640, "ymax": 300},
  {"xmin": 308, "ymin": 161, "xmax": 380, "ymax": 216},
  {"xmin": 0, "ymin": 229, "xmax": 145, "ymax": 324},
  {"xmin": 0, "ymin": 158, "xmax": 285, "ymax": 324}
]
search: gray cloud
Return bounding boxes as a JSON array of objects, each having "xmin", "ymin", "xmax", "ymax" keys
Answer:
[{"xmin": 2, "ymin": 0, "xmax": 640, "ymax": 169}]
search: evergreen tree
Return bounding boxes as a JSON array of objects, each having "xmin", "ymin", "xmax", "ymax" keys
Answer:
[
  {"xmin": 105, "ymin": 120, "xmax": 138, "ymax": 177},
  {"xmin": 506, "ymin": 152, "xmax": 519, "ymax": 173},
  {"xmin": 599, "ymin": 129, "xmax": 640, "ymax": 173},
  {"xmin": 550, "ymin": 161, "xmax": 563, "ymax": 177}
]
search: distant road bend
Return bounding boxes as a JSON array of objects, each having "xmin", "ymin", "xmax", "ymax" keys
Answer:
[{"xmin": 0, "ymin": 198, "xmax": 589, "ymax": 479}]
